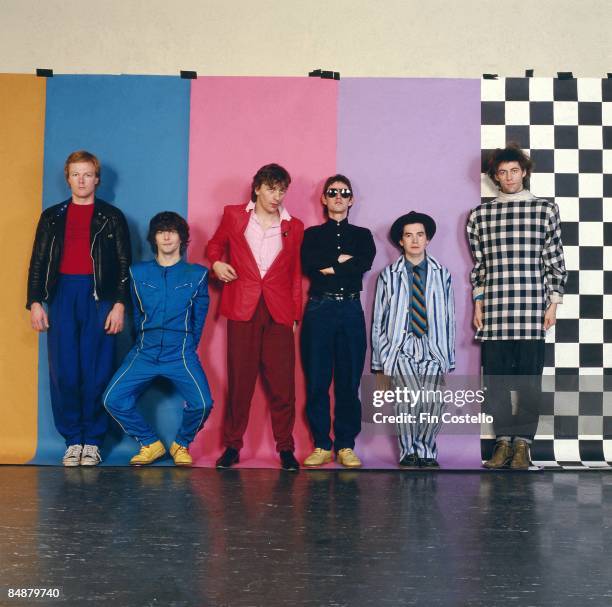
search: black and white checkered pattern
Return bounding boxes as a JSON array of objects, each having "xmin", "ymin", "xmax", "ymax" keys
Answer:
[
  {"xmin": 467, "ymin": 196, "xmax": 566, "ymax": 340},
  {"xmin": 480, "ymin": 77, "xmax": 612, "ymax": 468}
]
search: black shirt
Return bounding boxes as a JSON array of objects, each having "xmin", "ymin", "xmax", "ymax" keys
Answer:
[{"xmin": 301, "ymin": 217, "xmax": 376, "ymax": 296}]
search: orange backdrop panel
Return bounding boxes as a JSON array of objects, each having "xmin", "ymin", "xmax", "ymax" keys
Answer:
[{"xmin": 0, "ymin": 74, "xmax": 46, "ymax": 462}]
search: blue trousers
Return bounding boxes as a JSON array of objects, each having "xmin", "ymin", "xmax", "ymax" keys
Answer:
[
  {"xmin": 47, "ymin": 275, "xmax": 114, "ymax": 447},
  {"xmin": 102, "ymin": 349, "xmax": 213, "ymax": 447},
  {"xmin": 300, "ymin": 297, "xmax": 367, "ymax": 451}
]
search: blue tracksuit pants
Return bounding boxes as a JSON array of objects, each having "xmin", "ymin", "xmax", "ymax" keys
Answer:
[
  {"xmin": 47, "ymin": 275, "xmax": 114, "ymax": 447},
  {"xmin": 102, "ymin": 348, "xmax": 213, "ymax": 447}
]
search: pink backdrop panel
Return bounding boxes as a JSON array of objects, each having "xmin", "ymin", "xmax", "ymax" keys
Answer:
[{"xmin": 187, "ymin": 77, "xmax": 338, "ymax": 466}]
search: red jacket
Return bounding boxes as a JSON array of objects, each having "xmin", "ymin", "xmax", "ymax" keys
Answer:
[{"xmin": 205, "ymin": 203, "xmax": 304, "ymax": 326}]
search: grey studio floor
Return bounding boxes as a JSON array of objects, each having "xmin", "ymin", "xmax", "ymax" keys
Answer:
[{"xmin": 2, "ymin": 467, "xmax": 612, "ymax": 607}]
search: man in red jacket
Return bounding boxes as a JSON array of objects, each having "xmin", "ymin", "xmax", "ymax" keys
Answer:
[{"xmin": 206, "ymin": 164, "xmax": 304, "ymax": 470}]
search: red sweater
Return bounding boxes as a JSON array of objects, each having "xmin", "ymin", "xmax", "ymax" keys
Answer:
[{"xmin": 59, "ymin": 203, "xmax": 94, "ymax": 274}]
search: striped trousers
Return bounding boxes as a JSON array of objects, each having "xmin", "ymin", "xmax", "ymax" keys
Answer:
[{"xmin": 391, "ymin": 334, "xmax": 444, "ymax": 460}]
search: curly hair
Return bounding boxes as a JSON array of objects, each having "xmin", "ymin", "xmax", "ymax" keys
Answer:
[{"xmin": 486, "ymin": 143, "xmax": 533, "ymax": 187}]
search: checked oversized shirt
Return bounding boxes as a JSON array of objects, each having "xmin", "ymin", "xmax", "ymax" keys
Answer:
[{"xmin": 466, "ymin": 190, "xmax": 567, "ymax": 341}]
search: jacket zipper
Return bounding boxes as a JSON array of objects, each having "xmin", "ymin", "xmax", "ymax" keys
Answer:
[
  {"xmin": 159, "ymin": 268, "xmax": 168, "ymax": 361},
  {"xmin": 90, "ymin": 219, "xmax": 109, "ymax": 301},
  {"xmin": 44, "ymin": 236, "xmax": 56, "ymax": 301}
]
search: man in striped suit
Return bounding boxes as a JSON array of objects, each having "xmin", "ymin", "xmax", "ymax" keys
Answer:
[{"xmin": 371, "ymin": 212, "xmax": 455, "ymax": 468}]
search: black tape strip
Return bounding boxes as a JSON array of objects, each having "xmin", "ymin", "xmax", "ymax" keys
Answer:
[
  {"xmin": 607, "ymin": 73, "xmax": 612, "ymax": 79},
  {"xmin": 525, "ymin": 69, "xmax": 534, "ymax": 77},
  {"xmin": 36, "ymin": 68, "xmax": 53, "ymax": 78},
  {"xmin": 482, "ymin": 74, "xmax": 498, "ymax": 80},
  {"xmin": 309, "ymin": 69, "xmax": 340, "ymax": 80},
  {"xmin": 557, "ymin": 71, "xmax": 573, "ymax": 80},
  {"xmin": 180, "ymin": 70, "xmax": 197, "ymax": 79}
]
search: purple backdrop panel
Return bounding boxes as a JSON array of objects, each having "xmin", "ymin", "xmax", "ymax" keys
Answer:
[{"xmin": 338, "ymin": 78, "xmax": 482, "ymax": 468}]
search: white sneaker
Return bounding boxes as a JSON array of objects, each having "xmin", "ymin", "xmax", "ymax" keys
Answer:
[
  {"xmin": 80, "ymin": 444, "xmax": 102, "ymax": 466},
  {"xmin": 63, "ymin": 444, "xmax": 83, "ymax": 467}
]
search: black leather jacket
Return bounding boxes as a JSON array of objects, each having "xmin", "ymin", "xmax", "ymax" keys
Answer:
[{"xmin": 26, "ymin": 198, "xmax": 132, "ymax": 309}]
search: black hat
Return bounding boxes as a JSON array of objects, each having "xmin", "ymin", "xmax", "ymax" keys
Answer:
[{"xmin": 390, "ymin": 211, "xmax": 437, "ymax": 246}]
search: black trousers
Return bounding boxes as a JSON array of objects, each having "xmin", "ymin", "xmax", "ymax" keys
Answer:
[
  {"xmin": 301, "ymin": 297, "xmax": 367, "ymax": 451},
  {"xmin": 481, "ymin": 340, "xmax": 545, "ymax": 442}
]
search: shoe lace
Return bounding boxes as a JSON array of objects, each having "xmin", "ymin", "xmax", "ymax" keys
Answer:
[
  {"xmin": 65, "ymin": 445, "xmax": 82, "ymax": 457},
  {"xmin": 82, "ymin": 445, "xmax": 98, "ymax": 457}
]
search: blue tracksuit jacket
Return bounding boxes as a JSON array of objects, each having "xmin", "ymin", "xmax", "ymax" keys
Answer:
[{"xmin": 130, "ymin": 258, "xmax": 209, "ymax": 360}]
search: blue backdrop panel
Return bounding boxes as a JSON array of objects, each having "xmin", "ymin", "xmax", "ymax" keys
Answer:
[{"xmin": 31, "ymin": 75, "xmax": 191, "ymax": 465}]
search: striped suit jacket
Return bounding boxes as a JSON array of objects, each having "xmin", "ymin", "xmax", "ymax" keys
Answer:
[{"xmin": 371, "ymin": 254, "xmax": 455, "ymax": 374}]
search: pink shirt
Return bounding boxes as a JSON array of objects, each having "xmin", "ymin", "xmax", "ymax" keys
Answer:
[{"xmin": 244, "ymin": 201, "xmax": 292, "ymax": 277}]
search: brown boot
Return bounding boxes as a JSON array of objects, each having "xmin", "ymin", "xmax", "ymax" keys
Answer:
[
  {"xmin": 510, "ymin": 439, "xmax": 531, "ymax": 470},
  {"xmin": 483, "ymin": 440, "xmax": 513, "ymax": 469}
]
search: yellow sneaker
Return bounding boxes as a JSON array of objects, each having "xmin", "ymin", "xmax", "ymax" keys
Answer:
[
  {"xmin": 303, "ymin": 448, "xmax": 333, "ymax": 467},
  {"xmin": 170, "ymin": 442, "xmax": 193, "ymax": 467},
  {"xmin": 130, "ymin": 440, "xmax": 166, "ymax": 466},
  {"xmin": 337, "ymin": 448, "xmax": 362, "ymax": 468}
]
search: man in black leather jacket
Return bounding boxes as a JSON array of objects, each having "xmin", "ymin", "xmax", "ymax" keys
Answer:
[{"xmin": 26, "ymin": 150, "xmax": 131, "ymax": 466}]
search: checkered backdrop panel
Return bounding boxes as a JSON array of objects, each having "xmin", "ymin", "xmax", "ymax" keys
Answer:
[{"xmin": 481, "ymin": 77, "xmax": 612, "ymax": 468}]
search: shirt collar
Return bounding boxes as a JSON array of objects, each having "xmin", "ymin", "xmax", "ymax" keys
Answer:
[
  {"xmin": 245, "ymin": 200, "xmax": 292, "ymax": 222},
  {"xmin": 325, "ymin": 216, "xmax": 349, "ymax": 228},
  {"xmin": 494, "ymin": 189, "xmax": 537, "ymax": 203},
  {"xmin": 154, "ymin": 257, "xmax": 184, "ymax": 270},
  {"xmin": 404, "ymin": 255, "xmax": 428, "ymax": 273}
]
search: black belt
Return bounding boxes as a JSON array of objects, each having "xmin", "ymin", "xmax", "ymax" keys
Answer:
[{"xmin": 311, "ymin": 292, "xmax": 360, "ymax": 301}]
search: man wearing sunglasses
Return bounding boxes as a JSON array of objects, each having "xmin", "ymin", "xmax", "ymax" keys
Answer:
[{"xmin": 300, "ymin": 175, "xmax": 376, "ymax": 467}]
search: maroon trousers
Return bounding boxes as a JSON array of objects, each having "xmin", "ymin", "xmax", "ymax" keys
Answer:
[{"xmin": 224, "ymin": 297, "xmax": 295, "ymax": 452}]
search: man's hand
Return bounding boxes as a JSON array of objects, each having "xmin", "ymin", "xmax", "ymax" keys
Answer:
[
  {"xmin": 212, "ymin": 261, "xmax": 238, "ymax": 283},
  {"xmin": 375, "ymin": 372, "xmax": 392, "ymax": 392},
  {"xmin": 320, "ymin": 267, "xmax": 335, "ymax": 275},
  {"xmin": 544, "ymin": 303, "xmax": 557, "ymax": 331},
  {"xmin": 30, "ymin": 302, "xmax": 49, "ymax": 332},
  {"xmin": 473, "ymin": 300, "xmax": 484, "ymax": 331},
  {"xmin": 105, "ymin": 303, "xmax": 125, "ymax": 335},
  {"xmin": 338, "ymin": 254, "xmax": 353, "ymax": 263}
]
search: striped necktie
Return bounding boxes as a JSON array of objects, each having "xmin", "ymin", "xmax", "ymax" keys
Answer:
[{"xmin": 410, "ymin": 265, "xmax": 427, "ymax": 336}]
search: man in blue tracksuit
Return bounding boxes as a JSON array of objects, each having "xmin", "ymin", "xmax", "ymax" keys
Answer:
[{"xmin": 103, "ymin": 212, "xmax": 213, "ymax": 466}]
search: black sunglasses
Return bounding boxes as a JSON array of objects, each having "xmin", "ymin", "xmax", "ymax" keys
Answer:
[{"xmin": 326, "ymin": 188, "xmax": 352, "ymax": 199}]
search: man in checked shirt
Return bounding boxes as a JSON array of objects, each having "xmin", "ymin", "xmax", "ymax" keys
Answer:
[{"xmin": 467, "ymin": 144, "xmax": 567, "ymax": 469}]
